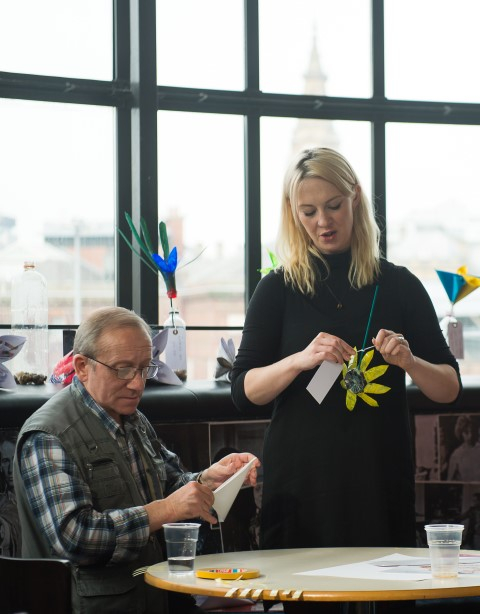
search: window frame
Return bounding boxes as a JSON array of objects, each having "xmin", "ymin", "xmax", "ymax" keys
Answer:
[{"xmin": 1, "ymin": 0, "xmax": 480, "ymax": 326}]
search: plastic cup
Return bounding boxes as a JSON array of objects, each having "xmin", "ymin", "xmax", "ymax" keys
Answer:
[
  {"xmin": 163, "ymin": 523, "xmax": 201, "ymax": 574},
  {"xmin": 424, "ymin": 524, "xmax": 464, "ymax": 578}
]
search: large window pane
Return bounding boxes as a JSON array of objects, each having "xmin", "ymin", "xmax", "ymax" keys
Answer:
[
  {"xmin": 385, "ymin": 0, "xmax": 480, "ymax": 103},
  {"xmin": 386, "ymin": 123, "xmax": 480, "ymax": 374},
  {"xmin": 0, "ymin": 98, "xmax": 116, "ymax": 371},
  {"xmin": 157, "ymin": 111, "xmax": 245, "ymax": 379},
  {"xmin": 259, "ymin": 0, "xmax": 371, "ymax": 98},
  {"xmin": 260, "ymin": 117, "xmax": 372, "ymax": 264},
  {"xmin": 0, "ymin": 1, "xmax": 112, "ymax": 80},
  {"xmin": 157, "ymin": 0, "xmax": 244, "ymax": 90}
]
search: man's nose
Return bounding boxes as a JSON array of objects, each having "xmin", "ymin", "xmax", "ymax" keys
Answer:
[{"xmin": 127, "ymin": 370, "xmax": 146, "ymax": 389}]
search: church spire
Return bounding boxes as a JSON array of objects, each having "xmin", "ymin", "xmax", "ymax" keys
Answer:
[
  {"xmin": 290, "ymin": 30, "xmax": 340, "ymax": 155},
  {"xmin": 303, "ymin": 31, "xmax": 328, "ymax": 96}
]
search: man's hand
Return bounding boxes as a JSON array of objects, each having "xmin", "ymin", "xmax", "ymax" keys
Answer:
[
  {"xmin": 146, "ymin": 480, "xmax": 216, "ymax": 530},
  {"xmin": 199, "ymin": 452, "xmax": 260, "ymax": 491}
]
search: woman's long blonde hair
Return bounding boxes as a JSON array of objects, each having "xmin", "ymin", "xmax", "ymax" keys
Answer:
[{"xmin": 276, "ymin": 147, "xmax": 381, "ymax": 295}]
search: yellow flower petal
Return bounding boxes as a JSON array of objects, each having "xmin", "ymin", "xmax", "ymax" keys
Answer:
[
  {"xmin": 346, "ymin": 390, "xmax": 357, "ymax": 411},
  {"xmin": 364, "ymin": 364, "xmax": 389, "ymax": 382},
  {"xmin": 359, "ymin": 349, "xmax": 375, "ymax": 372},
  {"xmin": 364, "ymin": 383, "xmax": 391, "ymax": 395},
  {"xmin": 348, "ymin": 351, "xmax": 358, "ymax": 370},
  {"xmin": 358, "ymin": 392, "xmax": 379, "ymax": 407}
]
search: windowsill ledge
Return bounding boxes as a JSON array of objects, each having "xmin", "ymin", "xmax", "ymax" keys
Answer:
[{"xmin": 0, "ymin": 376, "xmax": 479, "ymax": 430}]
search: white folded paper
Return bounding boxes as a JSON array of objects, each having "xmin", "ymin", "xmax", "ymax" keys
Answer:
[
  {"xmin": 212, "ymin": 457, "xmax": 257, "ymax": 522},
  {"xmin": 151, "ymin": 330, "xmax": 183, "ymax": 385},
  {"xmin": 0, "ymin": 335, "xmax": 26, "ymax": 389},
  {"xmin": 214, "ymin": 337, "xmax": 236, "ymax": 382}
]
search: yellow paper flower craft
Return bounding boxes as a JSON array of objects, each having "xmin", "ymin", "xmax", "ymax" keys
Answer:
[{"xmin": 340, "ymin": 349, "xmax": 391, "ymax": 411}]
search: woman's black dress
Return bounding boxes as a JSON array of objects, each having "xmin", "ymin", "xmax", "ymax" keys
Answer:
[{"xmin": 231, "ymin": 253, "xmax": 460, "ymax": 550}]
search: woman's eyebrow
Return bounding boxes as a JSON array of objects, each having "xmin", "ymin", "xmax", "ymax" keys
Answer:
[{"xmin": 298, "ymin": 195, "xmax": 342, "ymax": 206}]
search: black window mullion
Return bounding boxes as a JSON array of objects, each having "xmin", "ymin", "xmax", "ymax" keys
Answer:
[
  {"xmin": 371, "ymin": 0, "xmax": 385, "ymax": 100},
  {"xmin": 371, "ymin": 0, "xmax": 387, "ymax": 258},
  {"xmin": 244, "ymin": 0, "xmax": 262, "ymax": 304},
  {"xmin": 130, "ymin": 0, "xmax": 159, "ymax": 323},
  {"xmin": 372, "ymin": 122, "xmax": 387, "ymax": 258},
  {"xmin": 244, "ymin": 114, "xmax": 262, "ymax": 305},
  {"xmin": 113, "ymin": 0, "xmax": 133, "ymax": 310}
]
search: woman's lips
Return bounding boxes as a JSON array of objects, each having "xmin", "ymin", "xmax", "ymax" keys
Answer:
[{"xmin": 320, "ymin": 230, "xmax": 336, "ymax": 239}]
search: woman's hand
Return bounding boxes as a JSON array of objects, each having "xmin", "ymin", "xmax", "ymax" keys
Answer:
[
  {"xmin": 372, "ymin": 329, "xmax": 413, "ymax": 371},
  {"xmin": 244, "ymin": 333, "xmax": 354, "ymax": 406},
  {"xmin": 296, "ymin": 332, "xmax": 355, "ymax": 369},
  {"xmin": 373, "ymin": 328, "xmax": 460, "ymax": 403}
]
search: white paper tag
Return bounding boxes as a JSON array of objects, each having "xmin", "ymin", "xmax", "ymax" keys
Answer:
[
  {"xmin": 440, "ymin": 316, "xmax": 464, "ymax": 360},
  {"xmin": 447, "ymin": 320, "xmax": 464, "ymax": 359},
  {"xmin": 306, "ymin": 360, "xmax": 343, "ymax": 405}
]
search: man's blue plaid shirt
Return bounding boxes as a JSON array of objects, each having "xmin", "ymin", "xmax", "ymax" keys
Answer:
[{"xmin": 18, "ymin": 376, "xmax": 197, "ymax": 565}]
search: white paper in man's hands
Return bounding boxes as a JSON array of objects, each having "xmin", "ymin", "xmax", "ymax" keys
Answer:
[
  {"xmin": 306, "ymin": 360, "xmax": 343, "ymax": 405},
  {"xmin": 212, "ymin": 457, "xmax": 257, "ymax": 522}
]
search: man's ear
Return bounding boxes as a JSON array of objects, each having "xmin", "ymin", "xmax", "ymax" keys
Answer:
[{"xmin": 73, "ymin": 354, "xmax": 89, "ymax": 382}]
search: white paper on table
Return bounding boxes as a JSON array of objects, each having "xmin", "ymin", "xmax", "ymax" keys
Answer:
[
  {"xmin": 306, "ymin": 360, "xmax": 343, "ymax": 405},
  {"xmin": 296, "ymin": 554, "xmax": 432, "ymax": 581},
  {"xmin": 212, "ymin": 457, "xmax": 257, "ymax": 522}
]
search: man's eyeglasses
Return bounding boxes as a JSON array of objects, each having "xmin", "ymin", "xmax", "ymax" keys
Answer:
[{"xmin": 83, "ymin": 355, "xmax": 158, "ymax": 381}]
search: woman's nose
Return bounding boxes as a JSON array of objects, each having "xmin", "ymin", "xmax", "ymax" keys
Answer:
[{"xmin": 316, "ymin": 209, "xmax": 328, "ymax": 226}]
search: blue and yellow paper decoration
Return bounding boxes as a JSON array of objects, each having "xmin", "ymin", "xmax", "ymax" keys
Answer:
[
  {"xmin": 436, "ymin": 266, "xmax": 480, "ymax": 305},
  {"xmin": 436, "ymin": 266, "xmax": 480, "ymax": 360}
]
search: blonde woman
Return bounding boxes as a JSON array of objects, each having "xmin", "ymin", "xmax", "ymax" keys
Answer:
[{"xmin": 231, "ymin": 147, "xmax": 461, "ymax": 614}]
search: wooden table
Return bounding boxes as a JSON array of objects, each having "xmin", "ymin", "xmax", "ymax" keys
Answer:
[{"xmin": 144, "ymin": 547, "xmax": 480, "ymax": 613}]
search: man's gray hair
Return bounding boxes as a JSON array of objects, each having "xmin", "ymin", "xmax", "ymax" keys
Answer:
[{"xmin": 73, "ymin": 306, "xmax": 152, "ymax": 357}]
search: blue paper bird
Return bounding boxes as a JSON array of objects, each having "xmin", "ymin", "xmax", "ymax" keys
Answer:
[{"xmin": 119, "ymin": 214, "xmax": 178, "ymax": 298}]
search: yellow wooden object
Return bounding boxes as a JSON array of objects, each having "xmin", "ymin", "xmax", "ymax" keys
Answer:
[{"xmin": 195, "ymin": 567, "xmax": 260, "ymax": 580}]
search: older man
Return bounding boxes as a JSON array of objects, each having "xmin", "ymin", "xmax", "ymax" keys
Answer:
[{"xmin": 13, "ymin": 307, "xmax": 258, "ymax": 614}]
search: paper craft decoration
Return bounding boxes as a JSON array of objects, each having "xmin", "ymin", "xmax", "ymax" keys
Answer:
[
  {"xmin": 436, "ymin": 266, "xmax": 480, "ymax": 359},
  {"xmin": 436, "ymin": 266, "xmax": 480, "ymax": 305},
  {"xmin": 214, "ymin": 337, "xmax": 236, "ymax": 382},
  {"xmin": 151, "ymin": 329, "xmax": 183, "ymax": 386},
  {"xmin": 212, "ymin": 457, "xmax": 257, "ymax": 522},
  {"xmin": 0, "ymin": 335, "xmax": 26, "ymax": 389},
  {"xmin": 50, "ymin": 350, "xmax": 74, "ymax": 385},
  {"xmin": 120, "ymin": 214, "xmax": 179, "ymax": 299}
]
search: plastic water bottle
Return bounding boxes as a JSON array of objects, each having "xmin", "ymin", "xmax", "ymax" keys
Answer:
[
  {"xmin": 10, "ymin": 261, "xmax": 49, "ymax": 384},
  {"xmin": 163, "ymin": 308, "xmax": 187, "ymax": 381}
]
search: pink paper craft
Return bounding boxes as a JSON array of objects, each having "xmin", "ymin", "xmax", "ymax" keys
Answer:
[{"xmin": 50, "ymin": 350, "xmax": 75, "ymax": 385}]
